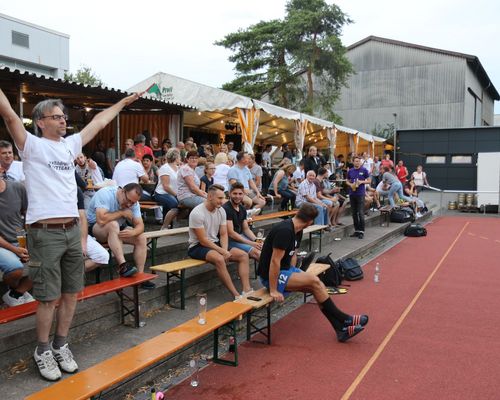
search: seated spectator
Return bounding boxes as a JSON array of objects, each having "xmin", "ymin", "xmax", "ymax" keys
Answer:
[
  {"xmin": 150, "ymin": 136, "xmax": 163, "ymax": 159},
  {"xmin": 0, "ymin": 140, "xmax": 25, "ymax": 181},
  {"xmin": 248, "ymin": 154, "xmax": 263, "ymax": 193},
  {"xmin": 223, "ymin": 182, "xmax": 262, "ymax": 262},
  {"xmin": 227, "ymin": 151, "xmax": 266, "ymax": 210},
  {"xmin": 227, "ymin": 141, "xmax": 238, "ymax": 160},
  {"xmin": 257, "ymin": 203, "xmax": 368, "ymax": 342},
  {"xmin": 411, "ymin": 165, "xmax": 429, "ymax": 192},
  {"xmin": 291, "ymin": 159, "xmax": 305, "ymax": 186},
  {"xmin": 142, "ymin": 154, "xmax": 158, "ymax": 186},
  {"xmin": 113, "ymin": 148, "xmax": 149, "ymax": 187},
  {"xmin": 395, "ymin": 160, "xmax": 408, "ymax": 185},
  {"xmin": 76, "ymin": 187, "xmax": 109, "ymax": 273},
  {"xmin": 200, "ymin": 162, "xmax": 215, "ymax": 192},
  {"xmin": 218, "ymin": 143, "xmax": 229, "ymax": 154},
  {"xmin": 177, "ymin": 150, "xmax": 207, "ymax": 210},
  {"xmin": 404, "ymin": 176, "xmax": 418, "ymax": 197},
  {"xmin": 188, "ymin": 184, "xmax": 252, "ymax": 299},
  {"xmin": 133, "ymin": 133, "xmax": 154, "ymax": 161},
  {"xmin": 378, "ymin": 166, "xmax": 414, "ymax": 208},
  {"xmin": 268, "ymin": 164, "xmax": 297, "ymax": 211},
  {"xmin": 161, "ymin": 138, "xmax": 172, "ymax": 156},
  {"xmin": 335, "ymin": 154, "xmax": 345, "ymax": 179},
  {"xmin": 87, "ymin": 183, "xmax": 154, "ymax": 289},
  {"xmin": 371, "ymin": 155, "xmax": 381, "ymax": 188},
  {"xmin": 121, "ymin": 138, "xmax": 135, "ymax": 160},
  {"xmin": 316, "ymin": 167, "xmax": 341, "ymax": 228},
  {"xmin": 195, "ymin": 157, "xmax": 207, "ymax": 179},
  {"xmin": 296, "ymin": 170, "xmax": 328, "ymax": 226},
  {"xmin": 75, "ymin": 152, "xmax": 104, "ymax": 207},
  {"xmin": 0, "ymin": 178, "xmax": 33, "ymax": 306},
  {"xmin": 213, "ymin": 152, "xmax": 231, "ymax": 192},
  {"xmin": 176, "ymin": 141, "xmax": 186, "ymax": 161},
  {"xmin": 154, "ymin": 149, "xmax": 180, "ymax": 230}
]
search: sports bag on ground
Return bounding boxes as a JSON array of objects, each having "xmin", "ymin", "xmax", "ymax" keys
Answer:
[
  {"xmin": 316, "ymin": 253, "xmax": 343, "ymax": 287},
  {"xmin": 338, "ymin": 258, "xmax": 364, "ymax": 281},
  {"xmin": 404, "ymin": 223, "xmax": 427, "ymax": 237},
  {"xmin": 390, "ymin": 208, "xmax": 414, "ymax": 223}
]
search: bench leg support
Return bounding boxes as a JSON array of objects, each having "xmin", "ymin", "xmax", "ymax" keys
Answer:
[
  {"xmin": 213, "ymin": 320, "xmax": 239, "ymax": 367},
  {"xmin": 165, "ymin": 270, "xmax": 186, "ymax": 310},
  {"xmin": 246, "ymin": 305, "xmax": 272, "ymax": 345},
  {"xmin": 117, "ymin": 286, "xmax": 141, "ymax": 328}
]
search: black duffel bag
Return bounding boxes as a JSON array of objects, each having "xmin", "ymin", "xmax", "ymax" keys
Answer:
[
  {"xmin": 390, "ymin": 208, "xmax": 414, "ymax": 223},
  {"xmin": 338, "ymin": 258, "xmax": 364, "ymax": 281},
  {"xmin": 404, "ymin": 223, "xmax": 427, "ymax": 237},
  {"xmin": 316, "ymin": 253, "xmax": 343, "ymax": 287}
]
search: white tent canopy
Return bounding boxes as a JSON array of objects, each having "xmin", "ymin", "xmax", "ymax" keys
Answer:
[{"xmin": 252, "ymin": 99, "xmax": 301, "ymax": 121}]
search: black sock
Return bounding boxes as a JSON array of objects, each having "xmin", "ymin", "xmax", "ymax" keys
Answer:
[
  {"xmin": 319, "ymin": 298, "xmax": 350, "ymax": 331},
  {"xmin": 9, "ymin": 289, "xmax": 23, "ymax": 299}
]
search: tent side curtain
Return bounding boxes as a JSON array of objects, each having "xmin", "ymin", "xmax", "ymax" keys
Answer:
[
  {"xmin": 252, "ymin": 99, "xmax": 301, "ymax": 120},
  {"xmin": 237, "ymin": 107, "xmax": 260, "ymax": 154},
  {"xmin": 294, "ymin": 120, "xmax": 309, "ymax": 161},
  {"xmin": 327, "ymin": 127, "xmax": 337, "ymax": 162}
]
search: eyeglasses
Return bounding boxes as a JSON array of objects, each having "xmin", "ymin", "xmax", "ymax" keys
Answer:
[
  {"xmin": 40, "ymin": 114, "xmax": 68, "ymax": 121},
  {"xmin": 123, "ymin": 190, "xmax": 136, "ymax": 207}
]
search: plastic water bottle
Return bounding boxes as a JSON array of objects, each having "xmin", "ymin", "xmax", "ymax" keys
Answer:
[{"xmin": 374, "ymin": 262, "xmax": 380, "ymax": 283}]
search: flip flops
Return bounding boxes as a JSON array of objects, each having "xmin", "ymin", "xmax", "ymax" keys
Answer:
[{"xmin": 326, "ymin": 287, "xmax": 348, "ymax": 295}]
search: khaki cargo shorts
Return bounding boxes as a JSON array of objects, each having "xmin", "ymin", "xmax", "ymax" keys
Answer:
[{"xmin": 27, "ymin": 224, "xmax": 84, "ymax": 302}]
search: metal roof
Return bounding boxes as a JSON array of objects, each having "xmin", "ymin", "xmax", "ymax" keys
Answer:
[{"xmin": 348, "ymin": 36, "xmax": 500, "ymax": 101}]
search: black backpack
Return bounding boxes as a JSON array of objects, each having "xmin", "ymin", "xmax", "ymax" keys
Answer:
[
  {"xmin": 390, "ymin": 207, "xmax": 414, "ymax": 223},
  {"xmin": 404, "ymin": 223, "xmax": 427, "ymax": 237},
  {"xmin": 316, "ymin": 253, "xmax": 343, "ymax": 287},
  {"xmin": 338, "ymin": 258, "xmax": 364, "ymax": 281}
]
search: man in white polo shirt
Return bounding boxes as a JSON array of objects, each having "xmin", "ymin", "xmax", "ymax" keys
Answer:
[
  {"xmin": 0, "ymin": 140, "xmax": 25, "ymax": 181},
  {"xmin": 0, "ymin": 88, "xmax": 141, "ymax": 381}
]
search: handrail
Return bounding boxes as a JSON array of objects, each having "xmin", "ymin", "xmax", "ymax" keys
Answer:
[{"xmin": 419, "ymin": 186, "xmax": 499, "ymax": 214}]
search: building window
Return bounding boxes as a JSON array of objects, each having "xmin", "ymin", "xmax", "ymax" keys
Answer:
[
  {"xmin": 451, "ymin": 155, "xmax": 473, "ymax": 164},
  {"xmin": 426, "ymin": 156, "xmax": 446, "ymax": 164},
  {"xmin": 12, "ymin": 31, "xmax": 29, "ymax": 48}
]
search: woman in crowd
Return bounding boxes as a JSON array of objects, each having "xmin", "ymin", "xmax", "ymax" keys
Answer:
[
  {"xmin": 177, "ymin": 150, "xmax": 207, "ymax": 210},
  {"xmin": 200, "ymin": 162, "xmax": 215, "ymax": 192},
  {"xmin": 154, "ymin": 149, "xmax": 180, "ymax": 229},
  {"xmin": 213, "ymin": 152, "xmax": 231, "ymax": 192},
  {"xmin": 268, "ymin": 164, "xmax": 297, "ymax": 211},
  {"xmin": 411, "ymin": 165, "xmax": 429, "ymax": 192}
]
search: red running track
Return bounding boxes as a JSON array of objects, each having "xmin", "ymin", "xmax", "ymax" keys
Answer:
[{"xmin": 167, "ymin": 216, "xmax": 500, "ymax": 400}]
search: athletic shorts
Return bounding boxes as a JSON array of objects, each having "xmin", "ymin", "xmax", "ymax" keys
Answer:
[
  {"xmin": 27, "ymin": 224, "xmax": 84, "ymax": 302},
  {"xmin": 259, "ymin": 267, "xmax": 302, "ymax": 295},
  {"xmin": 188, "ymin": 242, "xmax": 220, "ymax": 260}
]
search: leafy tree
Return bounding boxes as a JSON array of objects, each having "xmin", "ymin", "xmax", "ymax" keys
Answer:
[
  {"xmin": 64, "ymin": 65, "xmax": 103, "ymax": 87},
  {"xmin": 216, "ymin": 0, "xmax": 353, "ymax": 120},
  {"xmin": 371, "ymin": 122, "xmax": 395, "ymax": 140}
]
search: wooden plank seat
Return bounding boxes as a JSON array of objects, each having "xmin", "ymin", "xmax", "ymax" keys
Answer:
[
  {"xmin": 235, "ymin": 262, "xmax": 330, "ymax": 344},
  {"xmin": 143, "ymin": 227, "xmax": 189, "ymax": 265},
  {"xmin": 150, "ymin": 258, "xmax": 206, "ymax": 309},
  {"xmin": 303, "ymin": 224, "xmax": 329, "ymax": 252},
  {"xmin": 26, "ymin": 302, "xmax": 253, "ymax": 400},
  {"xmin": 250, "ymin": 209, "xmax": 297, "ymax": 224},
  {"xmin": 0, "ymin": 273, "xmax": 157, "ymax": 327}
]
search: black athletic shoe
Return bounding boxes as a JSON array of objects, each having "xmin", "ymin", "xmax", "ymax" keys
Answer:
[
  {"xmin": 349, "ymin": 232, "xmax": 359, "ymax": 238},
  {"xmin": 140, "ymin": 281, "xmax": 156, "ymax": 290},
  {"xmin": 344, "ymin": 314, "xmax": 369, "ymax": 327},
  {"xmin": 358, "ymin": 232, "xmax": 364, "ymax": 239},
  {"xmin": 337, "ymin": 324, "xmax": 364, "ymax": 342},
  {"xmin": 118, "ymin": 263, "xmax": 138, "ymax": 278}
]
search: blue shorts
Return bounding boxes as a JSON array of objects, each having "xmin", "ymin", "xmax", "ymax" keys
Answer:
[
  {"xmin": 228, "ymin": 234, "xmax": 253, "ymax": 253},
  {"xmin": 188, "ymin": 242, "xmax": 220, "ymax": 260},
  {"xmin": 259, "ymin": 267, "xmax": 303, "ymax": 295},
  {"xmin": 0, "ymin": 246, "xmax": 24, "ymax": 276}
]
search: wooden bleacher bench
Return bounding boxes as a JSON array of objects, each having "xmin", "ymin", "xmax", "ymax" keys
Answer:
[
  {"xmin": 143, "ymin": 227, "xmax": 189, "ymax": 265},
  {"xmin": 0, "ymin": 273, "xmax": 157, "ymax": 328},
  {"xmin": 26, "ymin": 302, "xmax": 253, "ymax": 400},
  {"xmin": 235, "ymin": 262, "xmax": 330, "ymax": 344},
  {"xmin": 250, "ymin": 209, "xmax": 297, "ymax": 223},
  {"xmin": 303, "ymin": 224, "xmax": 328, "ymax": 251},
  {"xmin": 150, "ymin": 258, "xmax": 206, "ymax": 309}
]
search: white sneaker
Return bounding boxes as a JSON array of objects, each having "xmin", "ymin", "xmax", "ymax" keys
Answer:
[
  {"xmin": 22, "ymin": 292, "xmax": 35, "ymax": 303},
  {"xmin": 51, "ymin": 343, "xmax": 79, "ymax": 373},
  {"xmin": 246, "ymin": 208, "xmax": 261, "ymax": 218},
  {"xmin": 34, "ymin": 348, "xmax": 62, "ymax": 381},
  {"xmin": 2, "ymin": 290, "xmax": 26, "ymax": 307},
  {"xmin": 242, "ymin": 289, "xmax": 254, "ymax": 297}
]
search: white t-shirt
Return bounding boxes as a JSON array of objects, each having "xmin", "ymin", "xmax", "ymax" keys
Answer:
[
  {"xmin": 155, "ymin": 163, "xmax": 178, "ymax": 195},
  {"xmin": 363, "ymin": 157, "xmax": 374, "ymax": 174},
  {"xmin": 188, "ymin": 203, "xmax": 226, "ymax": 248},
  {"xmin": 5, "ymin": 160, "xmax": 25, "ymax": 181},
  {"xmin": 412, "ymin": 171, "xmax": 427, "ymax": 186},
  {"xmin": 112, "ymin": 158, "xmax": 146, "ymax": 187},
  {"xmin": 228, "ymin": 150, "xmax": 238, "ymax": 160},
  {"xmin": 19, "ymin": 132, "xmax": 82, "ymax": 224},
  {"xmin": 292, "ymin": 168, "xmax": 305, "ymax": 181},
  {"xmin": 213, "ymin": 164, "xmax": 230, "ymax": 192}
]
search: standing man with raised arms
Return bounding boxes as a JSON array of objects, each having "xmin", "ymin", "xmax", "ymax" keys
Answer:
[{"xmin": 0, "ymin": 88, "xmax": 142, "ymax": 381}]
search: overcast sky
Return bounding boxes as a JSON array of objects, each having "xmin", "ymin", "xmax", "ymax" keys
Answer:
[{"xmin": 3, "ymin": 0, "xmax": 500, "ymax": 112}]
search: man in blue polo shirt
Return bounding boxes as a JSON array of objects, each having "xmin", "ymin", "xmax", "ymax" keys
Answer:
[{"xmin": 346, "ymin": 156, "xmax": 371, "ymax": 239}]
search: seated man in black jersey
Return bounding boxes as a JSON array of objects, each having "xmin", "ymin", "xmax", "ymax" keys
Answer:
[{"xmin": 258, "ymin": 203, "xmax": 368, "ymax": 342}]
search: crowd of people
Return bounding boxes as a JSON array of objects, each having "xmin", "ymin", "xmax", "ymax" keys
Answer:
[{"xmin": 0, "ymin": 89, "xmax": 430, "ymax": 382}]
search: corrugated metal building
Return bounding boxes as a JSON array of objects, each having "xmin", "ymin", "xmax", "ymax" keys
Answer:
[{"xmin": 335, "ymin": 36, "xmax": 499, "ymax": 133}]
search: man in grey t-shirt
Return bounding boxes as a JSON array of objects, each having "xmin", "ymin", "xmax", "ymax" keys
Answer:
[{"xmin": 188, "ymin": 184, "xmax": 252, "ymax": 299}]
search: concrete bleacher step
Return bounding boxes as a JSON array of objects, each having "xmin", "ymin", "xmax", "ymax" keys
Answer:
[{"xmin": 0, "ymin": 209, "xmax": 433, "ymax": 398}]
